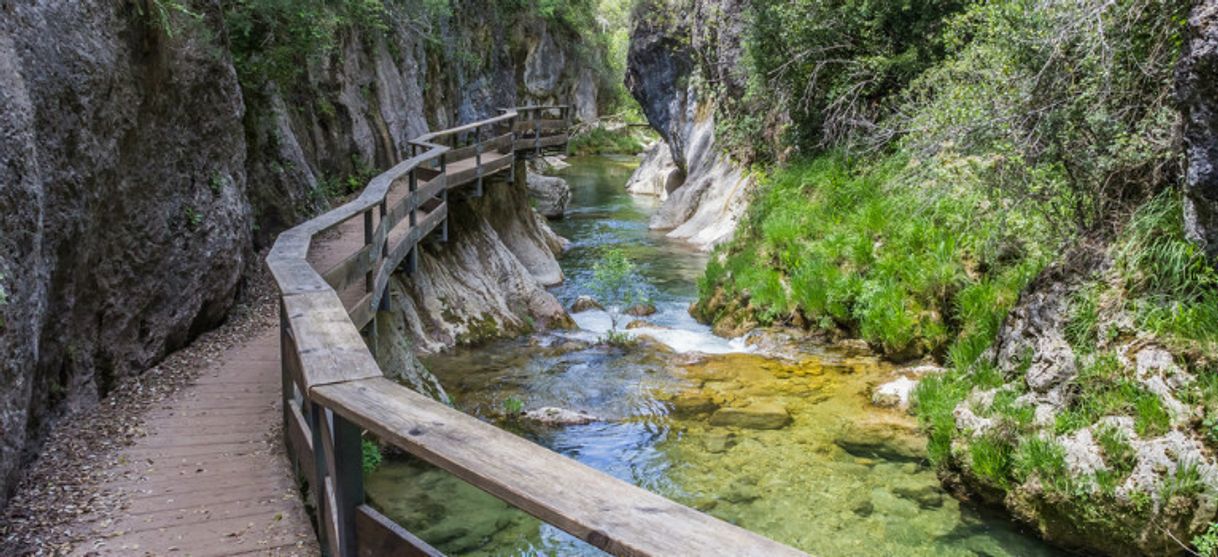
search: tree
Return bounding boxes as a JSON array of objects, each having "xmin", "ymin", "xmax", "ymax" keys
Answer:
[{"xmin": 589, "ymin": 248, "xmax": 646, "ymax": 333}]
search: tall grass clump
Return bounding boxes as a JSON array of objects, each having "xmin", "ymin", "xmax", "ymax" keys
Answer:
[{"xmin": 702, "ymin": 151, "xmax": 1050, "ymax": 360}]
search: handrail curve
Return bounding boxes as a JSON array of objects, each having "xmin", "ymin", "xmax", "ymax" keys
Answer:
[{"xmin": 267, "ymin": 107, "xmax": 806, "ymax": 557}]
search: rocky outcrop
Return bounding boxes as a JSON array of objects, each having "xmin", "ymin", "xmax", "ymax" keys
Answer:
[
  {"xmin": 0, "ymin": 0, "xmax": 597, "ymax": 504},
  {"xmin": 1179, "ymin": 1, "xmax": 1218, "ymax": 257},
  {"xmin": 386, "ymin": 171, "xmax": 571, "ymax": 354},
  {"xmin": 0, "ymin": 2, "xmax": 251, "ymax": 502},
  {"xmin": 525, "ymin": 172, "xmax": 571, "ymax": 218},
  {"xmin": 625, "ymin": 0, "xmax": 755, "ymax": 250},
  {"xmin": 937, "ymin": 256, "xmax": 1218, "ymax": 555},
  {"xmin": 625, "ymin": 142, "xmax": 683, "ymax": 199}
]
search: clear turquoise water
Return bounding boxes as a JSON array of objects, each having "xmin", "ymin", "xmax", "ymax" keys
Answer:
[{"xmin": 364, "ymin": 156, "xmax": 1066, "ymax": 557}]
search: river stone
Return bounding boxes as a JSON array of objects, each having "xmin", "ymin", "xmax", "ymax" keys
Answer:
[
  {"xmin": 522, "ymin": 407, "xmax": 599, "ymax": 426},
  {"xmin": 626, "ymin": 302, "xmax": 658, "ymax": 317},
  {"xmin": 625, "ymin": 319, "xmax": 651, "ymax": 330},
  {"xmin": 833, "ymin": 415, "xmax": 927, "ymax": 462},
  {"xmin": 709, "ymin": 401, "xmax": 792, "ymax": 430},
  {"xmin": 525, "ymin": 172, "xmax": 571, "ymax": 218},
  {"xmin": 872, "ymin": 376, "xmax": 918, "ymax": 410},
  {"xmin": 570, "ymin": 296, "xmax": 603, "ymax": 313},
  {"xmin": 669, "ymin": 391, "xmax": 719, "ymax": 417}
]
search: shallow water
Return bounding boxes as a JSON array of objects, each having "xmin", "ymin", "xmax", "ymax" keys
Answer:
[{"xmin": 365, "ymin": 156, "xmax": 1065, "ymax": 556}]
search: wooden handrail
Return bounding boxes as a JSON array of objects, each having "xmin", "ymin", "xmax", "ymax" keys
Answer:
[{"xmin": 267, "ymin": 110, "xmax": 804, "ymax": 557}]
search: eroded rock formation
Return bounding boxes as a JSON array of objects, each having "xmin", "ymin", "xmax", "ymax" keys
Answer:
[
  {"xmin": 0, "ymin": 0, "xmax": 597, "ymax": 504},
  {"xmin": 624, "ymin": 0, "xmax": 755, "ymax": 250},
  {"xmin": 1179, "ymin": 1, "xmax": 1218, "ymax": 257}
]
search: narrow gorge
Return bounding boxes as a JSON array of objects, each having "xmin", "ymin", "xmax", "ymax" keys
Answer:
[{"xmin": 2, "ymin": 1, "xmax": 1218, "ymax": 556}]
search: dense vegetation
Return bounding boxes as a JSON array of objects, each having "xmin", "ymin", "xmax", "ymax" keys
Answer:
[{"xmin": 696, "ymin": 0, "xmax": 1216, "ymax": 552}]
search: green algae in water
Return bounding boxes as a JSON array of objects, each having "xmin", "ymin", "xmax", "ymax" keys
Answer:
[{"xmin": 364, "ymin": 156, "xmax": 1066, "ymax": 556}]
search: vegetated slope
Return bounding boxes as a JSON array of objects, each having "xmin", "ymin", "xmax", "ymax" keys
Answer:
[
  {"xmin": 678, "ymin": 0, "xmax": 1218, "ymax": 553},
  {"xmin": 0, "ymin": 0, "xmax": 616, "ymax": 506}
]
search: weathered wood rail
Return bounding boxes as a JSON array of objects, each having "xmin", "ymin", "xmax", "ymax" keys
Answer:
[{"xmin": 267, "ymin": 106, "xmax": 807, "ymax": 557}]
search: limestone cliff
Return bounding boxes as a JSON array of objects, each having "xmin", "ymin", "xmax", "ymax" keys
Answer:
[
  {"xmin": 1180, "ymin": 1, "xmax": 1218, "ymax": 259},
  {"xmin": 624, "ymin": 0, "xmax": 755, "ymax": 250},
  {"xmin": 0, "ymin": 0, "xmax": 600, "ymax": 504}
]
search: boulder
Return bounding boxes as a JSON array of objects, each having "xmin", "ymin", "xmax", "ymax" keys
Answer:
[
  {"xmin": 833, "ymin": 415, "xmax": 927, "ymax": 462},
  {"xmin": 625, "ymin": 142, "xmax": 683, "ymax": 200},
  {"xmin": 570, "ymin": 296, "xmax": 604, "ymax": 313},
  {"xmin": 872, "ymin": 376, "xmax": 919, "ymax": 410},
  {"xmin": 709, "ymin": 401, "xmax": 792, "ymax": 430},
  {"xmin": 522, "ymin": 407, "xmax": 599, "ymax": 426},
  {"xmin": 626, "ymin": 302, "xmax": 658, "ymax": 317},
  {"xmin": 525, "ymin": 172, "xmax": 571, "ymax": 218}
]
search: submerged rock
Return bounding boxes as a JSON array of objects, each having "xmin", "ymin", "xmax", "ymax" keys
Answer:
[
  {"xmin": 570, "ymin": 296, "xmax": 604, "ymax": 313},
  {"xmin": 525, "ymin": 172, "xmax": 571, "ymax": 218},
  {"xmin": 833, "ymin": 415, "xmax": 927, "ymax": 462},
  {"xmin": 709, "ymin": 401, "xmax": 792, "ymax": 430},
  {"xmin": 522, "ymin": 407, "xmax": 599, "ymax": 426},
  {"xmin": 668, "ymin": 391, "xmax": 720, "ymax": 417}
]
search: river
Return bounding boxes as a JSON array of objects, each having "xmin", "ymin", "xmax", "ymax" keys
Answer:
[{"xmin": 365, "ymin": 156, "xmax": 1065, "ymax": 556}]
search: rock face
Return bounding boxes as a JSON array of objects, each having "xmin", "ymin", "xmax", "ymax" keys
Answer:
[
  {"xmin": 708, "ymin": 401, "xmax": 792, "ymax": 430},
  {"xmin": 625, "ymin": 142, "xmax": 683, "ymax": 199},
  {"xmin": 0, "ymin": 3, "xmax": 251, "ymax": 502},
  {"xmin": 625, "ymin": 0, "xmax": 755, "ymax": 251},
  {"xmin": 0, "ymin": 2, "xmax": 597, "ymax": 504},
  {"xmin": 525, "ymin": 172, "xmax": 572, "ymax": 218},
  {"xmin": 1179, "ymin": 1, "xmax": 1218, "ymax": 257},
  {"xmin": 386, "ymin": 173, "xmax": 572, "ymax": 354},
  {"xmin": 938, "ymin": 255, "xmax": 1218, "ymax": 555}
]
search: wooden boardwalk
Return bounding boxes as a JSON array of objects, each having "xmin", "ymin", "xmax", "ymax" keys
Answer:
[
  {"xmin": 75, "ymin": 328, "xmax": 318, "ymax": 556},
  {"xmin": 63, "ymin": 107, "xmax": 804, "ymax": 557}
]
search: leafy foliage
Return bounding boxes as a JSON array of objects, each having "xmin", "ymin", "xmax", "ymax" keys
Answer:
[
  {"xmin": 700, "ymin": 153, "xmax": 1047, "ymax": 359},
  {"xmin": 747, "ymin": 0, "xmax": 966, "ymax": 152},
  {"xmin": 223, "ymin": 0, "xmax": 389, "ymax": 89},
  {"xmin": 568, "ymin": 125, "xmax": 648, "ymax": 155},
  {"xmin": 589, "ymin": 248, "xmax": 647, "ymax": 332},
  {"xmin": 361, "ymin": 438, "xmax": 383, "ymax": 474}
]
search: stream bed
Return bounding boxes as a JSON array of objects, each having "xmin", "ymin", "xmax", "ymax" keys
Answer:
[{"xmin": 365, "ymin": 156, "xmax": 1066, "ymax": 556}]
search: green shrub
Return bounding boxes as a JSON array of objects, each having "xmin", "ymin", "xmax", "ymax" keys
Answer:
[
  {"xmin": 589, "ymin": 248, "xmax": 648, "ymax": 331},
  {"xmin": 361, "ymin": 438, "xmax": 383, "ymax": 474},
  {"xmin": 703, "ymin": 152, "xmax": 1048, "ymax": 359},
  {"xmin": 1195, "ymin": 522, "xmax": 1218, "ymax": 557},
  {"xmin": 568, "ymin": 126, "xmax": 647, "ymax": 155}
]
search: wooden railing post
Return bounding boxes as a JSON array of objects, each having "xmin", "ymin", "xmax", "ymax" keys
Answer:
[
  {"xmin": 331, "ymin": 410, "xmax": 365, "ymax": 557},
  {"xmin": 377, "ymin": 199, "xmax": 389, "ymax": 313},
  {"xmin": 362, "ymin": 210, "xmax": 373, "ymax": 294},
  {"xmin": 508, "ymin": 115, "xmax": 517, "ymax": 184},
  {"xmin": 474, "ymin": 124, "xmax": 484, "ymax": 197},
  {"xmin": 280, "ymin": 299, "xmax": 295, "ymax": 473},
  {"xmin": 406, "ymin": 169, "xmax": 419, "ymax": 275},
  {"xmin": 533, "ymin": 109, "xmax": 542, "ymax": 156},
  {"xmin": 440, "ymin": 153, "xmax": 449, "ymax": 243}
]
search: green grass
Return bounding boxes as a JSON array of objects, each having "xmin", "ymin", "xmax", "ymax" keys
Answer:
[
  {"xmin": 700, "ymin": 152, "xmax": 1050, "ymax": 360},
  {"xmin": 568, "ymin": 126, "xmax": 647, "ymax": 156},
  {"xmin": 969, "ymin": 434, "xmax": 1014, "ymax": 488},
  {"xmin": 1114, "ymin": 192, "xmax": 1218, "ymax": 344},
  {"xmin": 1012, "ymin": 437, "xmax": 1068, "ymax": 490},
  {"xmin": 1094, "ymin": 425, "xmax": 1136, "ymax": 481}
]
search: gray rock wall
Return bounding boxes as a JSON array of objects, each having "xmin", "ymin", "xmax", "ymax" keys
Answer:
[
  {"xmin": 1179, "ymin": 1, "xmax": 1218, "ymax": 257},
  {"xmin": 0, "ymin": 0, "xmax": 593, "ymax": 504},
  {"xmin": 624, "ymin": 0, "xmax": 754, "ymax": 250}
]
